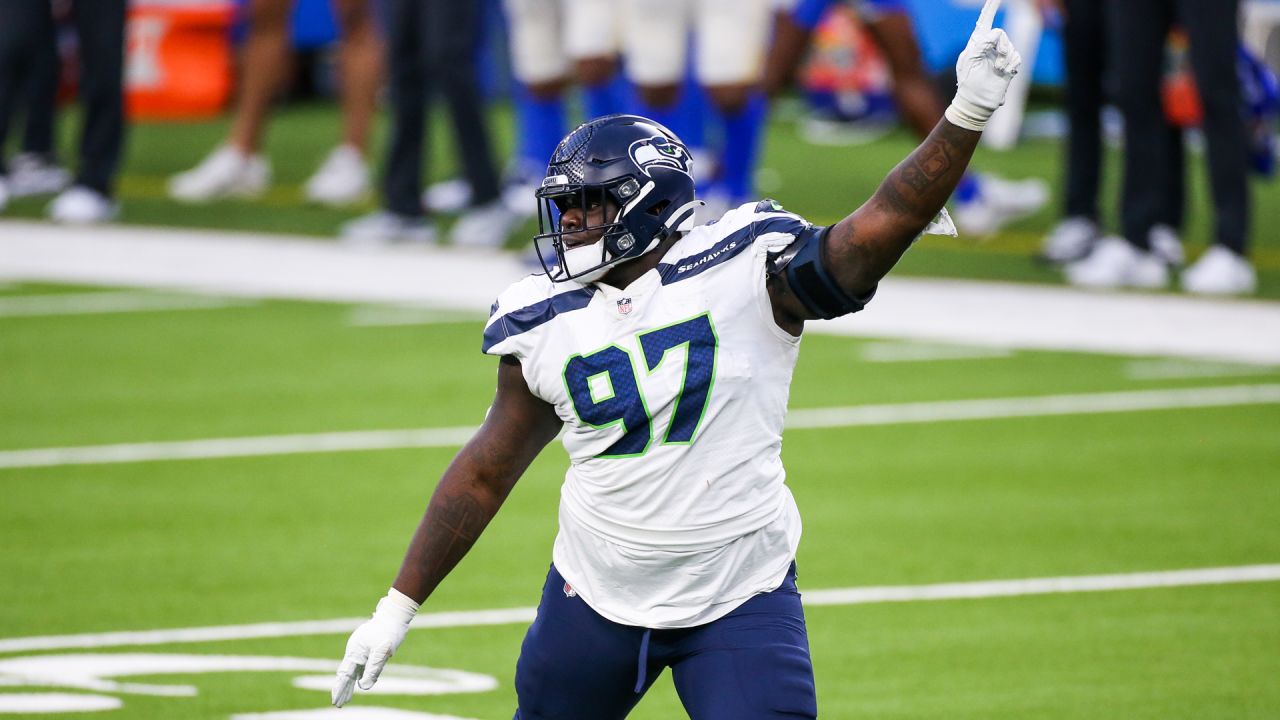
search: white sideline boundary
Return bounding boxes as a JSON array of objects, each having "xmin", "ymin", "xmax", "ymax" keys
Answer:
[
  {"xmin": 2, "ymin": 222, "xmax": 1279, "ymax": 363},
  {"xmin": 0, "ymin": 291, "xmax": 252, "ymax": 317},
  {"xmin": 1, "ymin": 564, "xmax": 1277, "ymax": 654},
  {"xmin": 1, "ymin": 384, "xmax": 1277, "ymax": 470}
]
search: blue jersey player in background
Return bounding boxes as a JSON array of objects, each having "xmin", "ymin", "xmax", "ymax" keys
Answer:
[{"xmin": 333, "ymin": 2, "xmax": 1021, "ymax": 717}]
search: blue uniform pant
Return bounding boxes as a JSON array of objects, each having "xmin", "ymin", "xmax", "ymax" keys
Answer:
[{"xmin": 513, "ymin": 564, "xmax": 817, "ymax": 720}]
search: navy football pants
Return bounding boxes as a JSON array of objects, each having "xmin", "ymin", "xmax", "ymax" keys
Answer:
[{"xmin": 512, "ymin": 564, "xmax": 817, "ymax": 720}]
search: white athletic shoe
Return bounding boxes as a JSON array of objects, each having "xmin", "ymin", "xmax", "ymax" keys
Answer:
[
  {"xmin": 450, "ymin": 199, "xmax": 520, "ymax": 248},
  {"xmin": 502, "ymin": 180, "xmax": 540, "ymax": 218},
  {"xmin": 340, "ymin": 210, "xmax": 438, "ymax": 247},
  {"xmin": 0, "ymin": 175, "xmax": 10, "ymax": 213},
  {"xmin": 8, "ymin": 153, "xmax": 70, "ymax": 197},
  {"xmin": 1149, "ymin": 224, "xmax": 1185, "ymax": 267},
  {"xmin": 952, "ymin": 173, "xmax": 1050, "ymax": 236},
  {"xmin": 500, "ymin": 160, "xmax": 545, "ymax": 218},
  {"xmin": 1039, "ymin": 217, "xmax": 1099, "ymax": 263},
  {"xmin": 47, "ymin": 185, "xmax": 119, "ymax": 225},
  {"xmin": 422, "ymin": 178, "xmax": 472, "ymax": 214},
  {"xmin": 305, "ymin": 145, "xmax": 370, "ymax": 206},
  {"xmin": 168, "ymin": 145, "xmax": 271, "ymax": 202},
  {"xmin": 1180, "ymin": 245, "xmax": 1257, "ymax": 296},
  {"xmin": 1064, "ymin": 236, "xmax": 1169, "ymax": 289}
]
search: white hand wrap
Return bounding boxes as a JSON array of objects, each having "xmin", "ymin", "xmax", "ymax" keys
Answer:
[
  {"xmin": 945, "ymin": 0, "xmax": 1023, "ymax": 131},
  {"xmin": 331, "ymin": 588, "xmax": 420, "ymax": 707}
]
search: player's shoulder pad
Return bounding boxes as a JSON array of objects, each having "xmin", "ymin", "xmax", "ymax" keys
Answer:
[
  {"xmin": 482, "ymin": 273, "xmax": 593, "ymax": 355},
  {"xmin": 488, "ymin": 272, "xmax": 555, "ymax": 321},
  {"xmin": 754, "ymin": 198, "xmax": 788, "ymax": 214},
  {"xmin": 660, "ymin": 199, "xmax": 811, "ymax": 283},
  {"xmin": 749, "ymin": 199, "xmax": 809, "ymax": 253},
  {"xmin": 709, "ymin": 198, "xmax": 807, "ymax": 240}
]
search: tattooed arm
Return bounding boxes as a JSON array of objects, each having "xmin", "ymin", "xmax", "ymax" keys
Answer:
[
  {"xmin": 767, "ymin": 0, "xmax": 1019, "ymax": 332},
  {"xmin": 826, "ymin": 119, "xmax": 980, "ymax": 296},
  {"xmin": 332, "ymin": 357, "xmax": 561, "ymax": 707},
  {"xmin": 768, "ymin": 119, "xmax": 981, "ymax": 331},
  {"xmin": 392, "ymin": 356, "xmax": 562, "ymax": 603}
]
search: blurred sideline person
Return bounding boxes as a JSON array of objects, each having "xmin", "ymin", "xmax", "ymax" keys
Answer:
[
  {"xmin": 0, "ymin": 0, "xmax": 126, "ymax": 224},
  {"xmin": 766, "ymin": 0, "xmax": 1049, "ymax": 236},
  {"xmin": 168, "ymin": 0, "xmax": 382, "ymax": 206},
  {"xmin": 1067, "ymin": 0, "xmax": 1254, "ymax": 294},
  {"xmin": 0, "ymin": 0, "xmax": 70, "ymax": 214},
  {"xmin": 506, "ymin": 0, "xmax": 627, "ymax": 207},
  {"xmin": 1038, "ymin": 0, "xmax": 1186, "ymax": 267},
  {"xmin": 620, "ymin": 0, "xmax": 776, "ymax": 221},
  {"xmin": 428, "ymin": 0, "xmax": 629, "ymax": 218},
  {"xmin": 330, "ymin": 1, "xmax": 1021, "ymax": 717},
  {"xmin": 341, "ymin": 0, "xmax": 517, "ymax": 247}
]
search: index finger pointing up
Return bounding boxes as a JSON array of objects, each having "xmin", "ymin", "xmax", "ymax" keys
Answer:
[{"xmin": 976, "ymin": 0, "xmax": 1002, "ymax": 31}]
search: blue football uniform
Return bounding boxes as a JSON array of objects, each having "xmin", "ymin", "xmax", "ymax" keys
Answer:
[{"xmin": 791, "ymin": 0, "xmax": 909, "ymax": 29}]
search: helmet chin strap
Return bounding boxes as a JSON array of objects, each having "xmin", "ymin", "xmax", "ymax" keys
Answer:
[
  {"xmin": 564, "ymin": 242, "xmax": 613, "ymax": 284},
  {"xmin": 563, "ymin": 187, "xmax": 702, "ymax": 285}
]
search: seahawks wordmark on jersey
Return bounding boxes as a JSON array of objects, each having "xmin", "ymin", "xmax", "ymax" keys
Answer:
[{"xmin": 484, "ymin": 203, "xmax": 821, "ymax": 628}]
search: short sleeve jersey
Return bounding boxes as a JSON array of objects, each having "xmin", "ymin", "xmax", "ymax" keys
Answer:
[{"xmin": 483, "ymin": 202, "xmax": 817, "ymax": 628}]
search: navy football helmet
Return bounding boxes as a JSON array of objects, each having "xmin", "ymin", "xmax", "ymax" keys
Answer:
[{"xmin": 534, "ymin": 114, "xmax": 701, "ymax": 283}]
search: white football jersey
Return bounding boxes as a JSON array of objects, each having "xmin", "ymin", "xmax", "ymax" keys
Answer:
[{"xmin": 483, "ymin": 202, "xmax": 815, "ymax": 628}]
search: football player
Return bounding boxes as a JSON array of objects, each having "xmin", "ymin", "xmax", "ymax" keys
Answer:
[
  {"xmin": 333, "ymin": 1, "xmax": 1020, "ymax": 716},
  {"xmin": 766, "ymin": 0, "xmax": 1049, "ymax": 236},
  {"xmin": 617, "ymin": 0, "xmax": 779, "ymax": 220},
  {"xmin": 501, "ymin": 0, "xmax": 628, "ymax": 215}
]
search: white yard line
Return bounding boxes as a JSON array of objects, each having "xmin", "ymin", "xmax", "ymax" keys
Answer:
[
  {"xmin": 346, "ymin": 306, "xmax": 487, "ymax": 327},
  {"xmin": 0, "ymin": 291, "xmax": 250, "ymax": 318},
  {"xmin": 1, "ymin": 384, "xmax": 1277, "ymax": 470},
  {"xmin": 782, "ymin": 383, "xmax": 1280, "ymax": 429},
  {"xmin": 800, "ymin": 564, "xmax": 1280, "ymax": 605},
  {"xmin": 1, "ymin": 564, "xmax": 1276, "ymax": 654},
  {"xmin": 0, "ymin": 427, "xmax": 479, "ymax": 470},
  {"xmin": 2, "ymin": 221, "xmax": 1278, "ymax": 362},
  {"xmin": 858, "ymin": 341, "xmax": 1014, "ymax": 362},
  {"xmin": 1124, "ymin": 359, "xmax": 1280, "ymax": 381}
]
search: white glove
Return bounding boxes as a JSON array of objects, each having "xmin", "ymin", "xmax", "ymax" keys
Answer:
[
  {"xmin": 944, "ymin": 0, "xmax": 1023, "ymax": 131},
  {"xmin": 331, "ymin": 588, "xmax": 419, "ymax": 707}
]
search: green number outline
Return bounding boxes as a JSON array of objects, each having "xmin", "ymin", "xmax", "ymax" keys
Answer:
[
  {"xmin": 638, "ymin": 312, "xmax": 719, "ymax": 446},
  {"xmin": 585, "ymin": 370, "xmax": 615, "ymax": 404},
  {"xmin": 561, "ymin": 343, "xmax": 653, "ymax": 458}
]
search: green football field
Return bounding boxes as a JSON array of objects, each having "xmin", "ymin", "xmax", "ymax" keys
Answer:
[{"xmin": 1, "ymin": 277, "xmax": 1278, "ymax": 718}]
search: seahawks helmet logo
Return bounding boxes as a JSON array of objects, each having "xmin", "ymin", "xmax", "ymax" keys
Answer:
[{"xmin": 628, "ymin": 136, "xmax": 693, "ymax": 178}]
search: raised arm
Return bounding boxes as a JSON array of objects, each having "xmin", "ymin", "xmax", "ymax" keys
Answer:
[
  {"xmin": 332, "ymin": 356, "xmax": 562, "ymax": 707},
  {"xmin": 769, "ymin": 0, "xmax": 1021, "ymax": 329},
  {"xmin": 824, "ymin": 119, "xmax": 981, "ymax": 296}
]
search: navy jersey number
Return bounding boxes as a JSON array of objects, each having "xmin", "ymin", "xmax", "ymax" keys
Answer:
[{"xmin": 563, "ymin": 313, "xmax": 719, "ymax": 458}]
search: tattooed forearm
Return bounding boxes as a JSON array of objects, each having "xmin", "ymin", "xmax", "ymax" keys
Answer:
[
  {"xmin": 876, "ymin": 120, "xmax": 972, "ymax": 226},
  {"xmin": 901, "ymin": 140, "xmax": 953, "ymax": 193},
  {"xmin": 388, "ymin": 360, "xmax": 561, "ymax": 604},
  {"xmin": 390, "ymin": 421, "xmax": 537, "ymax": 602},
  {"xmin": 393, "ymin": 478, "xmax": 501, "ymax": 602},
  {"xmin": 818, "ymin": 119, "xmax": 982, "ymax": 299},
  {"xmin": 421, "ymin": 490, "xmax": 488, "ymax": 578}
]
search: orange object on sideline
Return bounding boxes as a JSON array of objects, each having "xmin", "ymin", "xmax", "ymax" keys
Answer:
[
  {"xmin": 1162, "ymin": 29, "xmax": 1204, "ymax": 128},
  {"xmin": 125, "ymin": 2, "xmax": 235, "ymax": 120}
]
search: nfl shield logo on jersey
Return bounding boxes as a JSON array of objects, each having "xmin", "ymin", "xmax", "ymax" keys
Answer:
[
  {"xmin": 617, "ymin": 298, "xmax": 633, "ymax": 315},
  {"xmin": 563, "ymin": 582, "xmax": 577, "ymax": 598}
]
